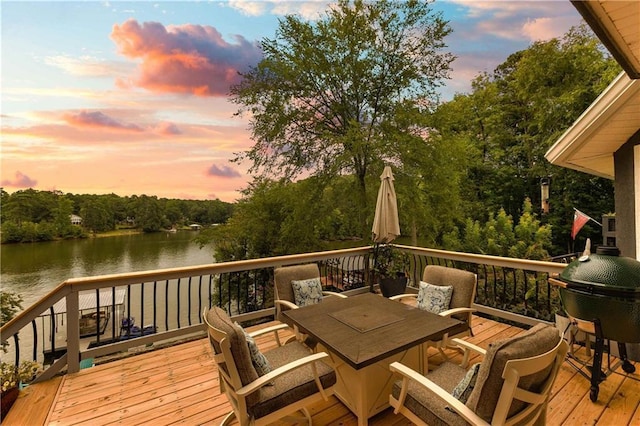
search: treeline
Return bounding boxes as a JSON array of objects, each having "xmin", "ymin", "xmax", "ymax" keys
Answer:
[
  {"xmin": 197, "ymin": 21, "xmax": 616, "ymax": 262},
  {"xmin": 0, "ymin": 189, "xmax": 234, "ymax": 244}
]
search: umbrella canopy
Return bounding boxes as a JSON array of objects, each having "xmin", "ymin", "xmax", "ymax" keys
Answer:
[{"xmin": 372, "ymin": 166, "xmax": 400, "ymax": 243}]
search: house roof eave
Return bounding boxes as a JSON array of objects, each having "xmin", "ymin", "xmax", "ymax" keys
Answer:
[
  {"xmin": 545, "ymin": 72, "xmax": 640, "ymax": 179},
  {"xmin": 571, "ymin": 0, "xmax": 640, "ymax": 79}
]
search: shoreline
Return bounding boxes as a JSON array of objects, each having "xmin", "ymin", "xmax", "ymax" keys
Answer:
[{"xmin": 90, "ymin": 229, "xmax": 143, "ymax": 238}]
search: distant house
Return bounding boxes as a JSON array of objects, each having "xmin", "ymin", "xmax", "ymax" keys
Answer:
[{"xmin": 70, "ymin": 214, "xmax": 83, "ymax": 226}]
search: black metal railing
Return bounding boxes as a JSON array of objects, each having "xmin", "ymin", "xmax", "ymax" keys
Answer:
[
  {"xmin": 0, "ymin": 248, "xmax": 372, "ymax": 380},
  {"xmin": 396, "ymin": 245, "xmax": 566, "ymax": 324},
  {"xmin": 1, "ymin": 245, "xmax": 567, "ymax": 384}
]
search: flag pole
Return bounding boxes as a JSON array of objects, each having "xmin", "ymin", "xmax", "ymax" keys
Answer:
[{"xmin": 573, "ymin": 208, "xmax": 602, "ymax": 227}]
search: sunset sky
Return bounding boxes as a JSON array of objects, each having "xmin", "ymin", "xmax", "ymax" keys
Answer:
[{"xmin": 1, "ymin": 1, "xmax": 583, "ymax": 202}]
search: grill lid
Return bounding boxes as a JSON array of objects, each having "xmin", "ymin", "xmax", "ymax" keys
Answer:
[{"xmin": 559, "ymin": 246, "xmax": 640, "ymax": 293}]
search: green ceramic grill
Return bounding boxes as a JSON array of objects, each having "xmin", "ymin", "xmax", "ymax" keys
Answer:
[
  {"xmin": 557, "ymin": 246, "xmax": 640, "ymax": 343},
  {"xmin": 550, "ymin": 245, "xmax": 640, "ymax": 402}
]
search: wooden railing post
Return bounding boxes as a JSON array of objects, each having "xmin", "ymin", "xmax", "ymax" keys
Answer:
[{"xmin": 66, "ymin": 291, "xmax": 80, "ymax": 373}]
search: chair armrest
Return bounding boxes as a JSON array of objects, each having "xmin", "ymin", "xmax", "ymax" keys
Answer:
[
  {"xmin": 389, "ymin": 361, "xmax": 489, "ymax": 426},
  {"xmin": 446, "ymin": 337, "xmax": 486, "ymax": 367},
  {"xmin": 449, "ymin": 338, "xmax": 486, "ymax": 357},
  {"xmin": 389, "ymin": 293, "xmax": 418, "ymax": 302},
  {"xmin": 439, "ymin": 307, "xmax": 475, "ymax": 318},
  {"xmin": 248, "ymin": 323, "xmax": 291, "ymax": 347},
  {"xmin": 237, "ymin": 352, "xmax": 333, "ymax": 397},
  {"xmin": 247, "ymin": 323, "xmax": 291, "ymax": 338},
  {"xmin": 275, "ymin": 300, "xmax": 299, "ymax": 310},
  {"xmin": 322, "ymin": 291, "xmax": 348, "ymax": 299}
]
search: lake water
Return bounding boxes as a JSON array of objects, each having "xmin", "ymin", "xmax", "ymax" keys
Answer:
[{"xmin": 1, "ymin": 231, "xmax": 215, "ymax": 313}]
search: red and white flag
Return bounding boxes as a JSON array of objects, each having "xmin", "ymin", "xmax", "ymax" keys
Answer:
[{"xmin": 571, "ymin": 209, "xmax": 594, "ymax": 240}]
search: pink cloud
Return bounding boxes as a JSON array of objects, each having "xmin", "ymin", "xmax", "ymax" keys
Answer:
[
  {"xmin": 207, "ymin": 164, "xmax": 242, "ymax": 178},
  {"xmin": 64, "ymin": 111, "xmax": 144, "ymax": 132},
  {"xmin": 522, "ymin": 16, "xmax": 578, "ymax": 41},
  {"xmin": 1, "ymin": 171, "xmax": 37, "ymax": 188},
  {"xmin": 155, "ymin": 121, "xmax": 182, "ymax": 135},
  {"xmin": 110, "ymin": 19, "xmax": 263, "ymax": 96}
]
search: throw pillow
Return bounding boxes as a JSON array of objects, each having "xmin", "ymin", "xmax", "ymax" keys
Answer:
[
  {"xmin": 451, "ymin": 362, "xmax": 481, "ymax": 403},
  {"xmin": 417, "ymin": 281, "xmax": 454, "ymax": 314},
  {"xmin": 291, "ymin": 277, "xmax": 323, "ymax": 307},
  {"xmin": 235, "ymin": 322, "xmax": 272, "ymax": 377}
]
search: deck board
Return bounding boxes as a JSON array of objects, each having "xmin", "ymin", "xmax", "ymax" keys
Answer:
[{"xmin": 4, "ymin": 316, "xmax": 639, "ymax": 425}]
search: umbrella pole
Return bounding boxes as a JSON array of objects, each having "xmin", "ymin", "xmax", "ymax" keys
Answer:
[{"xmin": 370, "ymin": 243, "xmax": 380, "ymax": 293}]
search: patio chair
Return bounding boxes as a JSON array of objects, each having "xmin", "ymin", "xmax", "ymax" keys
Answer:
[
  {"xmin": 203, "ymin": 306, "xmax": 336, "ymax": 426},
  {"xmin": 391, "ymin": 265, "xmax": 477, "ymax": 368},
  {"xmin": 389, "ymin": 323, "xmax": 568, "ymax": 426},
  {"xmin": 274, "ymin": 264, "xmax": 347, "ymax": 343}
]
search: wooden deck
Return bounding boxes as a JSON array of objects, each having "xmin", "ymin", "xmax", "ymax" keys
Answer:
[{"xmin": 5, "ymin": 315, "xmax": 640, "ymax": 425}]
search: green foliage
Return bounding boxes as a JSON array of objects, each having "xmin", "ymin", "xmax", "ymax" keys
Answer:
[
  {"xmin": 484, "ymin": 210, "xmax": 515, "ymax": 256},
  {"xmin": 194, "ymin": 176, "xmax": 377, "ymax": 261},
  {"xmin": 134, "ymin": 195, "xmax": 165, "ymax": 233},
  {"xmin": 53, "ymin": 196, "xmax": 74, "ymax": 237},
  {"xmin": 372, "ymin": 244, "xmax": 410, "ymax": 278},
  {"xmin": 81, "ymin": 197, "xmax": 114, "ymax": 233},
  {"xmin": 231, "ymin": 0, "xmax": 456, "ymax": 238},
  {"xmin": 0, "ymin": 222, "xmax": 24, "ymax": 244},
  {"xmin": 432, "ymin": 24, "xmax": 618, "ymax": 253},
  {"xmin": 1, "ymin": 290, "xmax": 23, "ymax": 353},
  {"xmin": 0, "ymin": 291, "xmax": 22, "ymax": 326},
  {"xmin": 196, "ymin": 179, "xmax": 327, "ymax": 260},
  {"xmin": 1, "ymin": 360, "xmax": 41, "ymax": 390},
  {"xmin": 443, "ymin": 199, "xmax": 552, "ymax": 260},
  {"xmin": 0, "ymin": 221, "xmax": 58, "ymax": 243}
]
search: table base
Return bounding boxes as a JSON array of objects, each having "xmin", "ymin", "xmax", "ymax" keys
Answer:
[{"xmin": 319, "ymin": 343, "xmax": 422, "ymax": 426}]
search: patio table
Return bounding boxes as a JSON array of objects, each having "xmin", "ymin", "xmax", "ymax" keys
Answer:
[{"xmin": 283, "ymin": 292, "xmax": 466, "ymax": 425}]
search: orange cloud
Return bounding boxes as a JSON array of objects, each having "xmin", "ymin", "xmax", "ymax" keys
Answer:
[{"xmin": 111, "ymin": 19, "xmax": 262, "ymax": 97}]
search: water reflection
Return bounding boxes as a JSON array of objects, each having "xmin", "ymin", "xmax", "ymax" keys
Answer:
[{"xmin": 1, "ymin": 231, "xmax": 215, "ymax": 310}]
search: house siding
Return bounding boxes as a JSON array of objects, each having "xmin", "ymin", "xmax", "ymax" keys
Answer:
[{"xmin": 614, "ymin": 130, "xmax": 640, "ymax": 259}]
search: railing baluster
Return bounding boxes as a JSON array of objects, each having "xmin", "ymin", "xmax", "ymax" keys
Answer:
[
  {"xmin": 31, "ymin": 320, "xmax": 38, "ymax": 361},
  {"xmin": 165, "ymin": 280, "xmax": 170, "ymax": 332},
  {"xmin": 126, "ymin": 284, "xmax": 132, "ymax": 338},
  {"xmin": 108, "ymin": 287, "xmax": 115, "ymax": 343},
  {"xmin": 209, "ymin": 274, "xmax": 214, "ymax": 309},
  {"xmin": 48, "ymin": 306, "xmax": 55, "ymax": 362},
  {"xmin": 153, "ymin": 281, "xmax": 158, "ymax": 332},
  {"xmin": 187, "ymin": 276, "xmax": 192, "ymax": 326},
  {"xmin": 198, "ymin": 275, "xmax": 203, "ymax": 325},
  {"xmin": 176, "ymin": 278, "xmax": 181, "ymax": 329},
  {"xmin": 140, "ymin": 282, "xmax": 145, "ymax": 332},
  {"xmin": 13, "ymin": 334, "xmax": 20, "ymax": 366},
  {"xmin": 94, "ymin": 288, "xmax": 101, "ymax": 344},
  {"xmin": 227, "ymin": 272, "xmax": 232, "ymax": 313}
]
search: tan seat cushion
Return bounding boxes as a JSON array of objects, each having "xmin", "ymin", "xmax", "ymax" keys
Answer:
[
  {"xmin": 465, "ymin": 323, "xmax": 561, "ymax": 422},
  {"xmin": 391, "ymin": 362, "xmax": 470, "ymax": 426},
  {"xmin": 249, "ymin": 341, "xmax": 337, "ymax": 420},
  {"xmin": 423, "ymin": 266, "xmax": 475, "ymax": 322},
  {"xmin": 205, "ymin": 307, "xmax": 259, "ymax": 388},
  {"xmin": 274, "ymin": 264, "xmax": 320, "ymax": 322},
  {"xmin": 393, "ymin": 324, "xmax": 560, "ymax": 425}
]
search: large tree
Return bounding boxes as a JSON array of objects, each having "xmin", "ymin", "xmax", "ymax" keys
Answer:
[{"xmin": 231, "ymin": 0, "xmax": 455, "ymax": 236}]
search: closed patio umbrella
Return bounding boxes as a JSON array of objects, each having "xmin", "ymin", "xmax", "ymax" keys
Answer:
[
  {"xmin": 372, "ymin": 166, "xmax": 400, "ymax": 244},
  {"xmin": 370, "ymin": 166, "xmax": 401, "ymax": 293}
]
